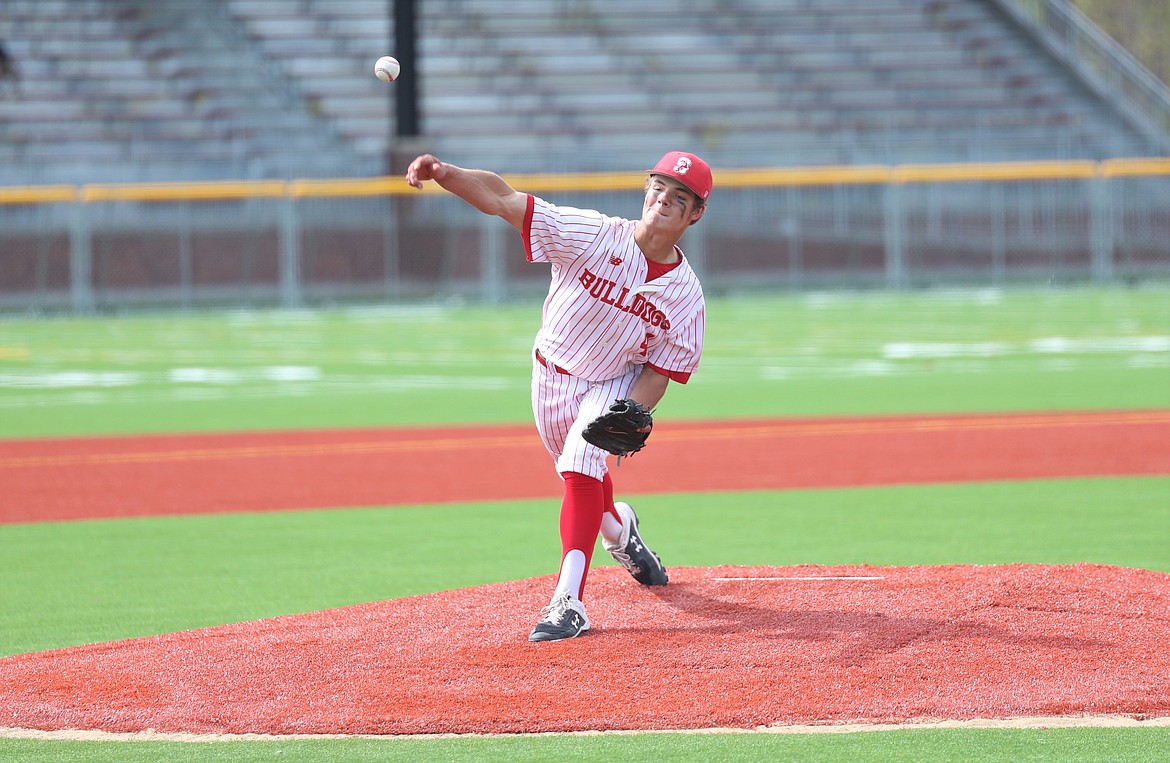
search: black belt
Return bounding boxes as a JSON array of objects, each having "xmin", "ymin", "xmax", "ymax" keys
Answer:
[{"xmin": 535, "ymin": 349, "xmax": 572, "ymax": 375}]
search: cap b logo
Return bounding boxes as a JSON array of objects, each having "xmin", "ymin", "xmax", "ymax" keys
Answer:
[{"xmin": 648, "ymin": 151, "xmax": 710, "ymax": 200}]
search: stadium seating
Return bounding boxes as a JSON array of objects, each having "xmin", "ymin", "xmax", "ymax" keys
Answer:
[
  {"xmin": 0, "ymin": 0, "xmax": 366, "ymax": 183},
  {"xmin": 0, "ymin": 0, "xmax": 1162, "ymax": 184}
]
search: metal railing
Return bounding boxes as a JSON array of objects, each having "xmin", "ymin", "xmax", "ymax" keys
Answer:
[
  {"xmin": 2, "ymin": 158, "xmax": 1169, "ymax": 312},
  {"xmin": 996, "ymin": 0, "xmax": 1170, "ymax": 152}
]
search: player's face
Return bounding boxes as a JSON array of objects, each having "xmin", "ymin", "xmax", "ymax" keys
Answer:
[{"xmin": 642, "ymin": 175, "xmax": 704, "ymax": 233}]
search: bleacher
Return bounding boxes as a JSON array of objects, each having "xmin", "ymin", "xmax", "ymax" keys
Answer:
[
  {"xmin": 405, "ymin": 0, "xmax": 1150, "ymax": 170},
  {"xmin": 0, "ymin": 0, "xmax": 364, "ymax": 184},
  {"xmin": 0, "ymin": 0, "xmax": 1162, "ymax": 185}
]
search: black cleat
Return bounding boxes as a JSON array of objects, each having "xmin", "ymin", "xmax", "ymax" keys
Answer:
[
  {"xmin": 605, "ymin": 502, "xmax": 669, "ymax": 586},
  {"xmin": 528, "ymin": 592, "xmax": 591, "ymax": 642}
]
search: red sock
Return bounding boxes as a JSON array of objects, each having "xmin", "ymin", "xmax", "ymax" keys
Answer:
[
  {"xmin": 559, "ymin": 472, "xmax": 604, "ymax": 599},
  {"xmin": 602, "ymin": 472, "xmax": 620, "ymax": 524}
]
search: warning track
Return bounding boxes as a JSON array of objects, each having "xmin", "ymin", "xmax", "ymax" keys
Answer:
[{"xmin": 3, "ymin": 409, "xmax": 1169, "ymax": 524}]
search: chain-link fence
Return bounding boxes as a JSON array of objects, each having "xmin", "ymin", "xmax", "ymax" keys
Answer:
[{"xmin": 2, "ymin": 159, "xmax": 1168, "ymax": 312}]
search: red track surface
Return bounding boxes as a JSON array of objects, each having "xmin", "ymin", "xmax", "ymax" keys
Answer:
[
  {"xmin": 3, "ymin": 410, "xmax": 1169, "ymax": 524},
  {"xmin": 1, "ymin": 410, "xmax": 1169, "ymax": 735}
]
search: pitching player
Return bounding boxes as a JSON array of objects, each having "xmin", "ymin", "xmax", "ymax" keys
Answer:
[{"xmin": 406, "ymin": 150, "xmax": 710, "ymax": 641}]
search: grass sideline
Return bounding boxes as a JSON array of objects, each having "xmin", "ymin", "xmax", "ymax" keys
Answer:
[
  {"xmin": 3, "ymin": 477, "xmax": 1168, "ymax": 658},
  {"xmin": 1, "ymin": 287, "xmax": 1167, "ymax": 438},
  {"xmin": 1, "ymin": 287, "xmax": 1168, "ymax": 761},
  {"xmin": 3, "ymin": 726, "xmax": 1170, "ymax": 762}
]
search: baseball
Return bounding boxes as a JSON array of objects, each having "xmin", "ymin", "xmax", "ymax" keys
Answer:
[{"xmin": 374, "ymin": 56, "xmax": 400, "ymax": 82}]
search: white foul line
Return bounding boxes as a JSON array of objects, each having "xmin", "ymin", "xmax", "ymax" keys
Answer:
[
  {"xmin": 4, "ymin": 715, "xmax": 1170, "ymax": 742},
  {"xmin": 713, "ymin": 576, "xmax": 885, "ymax": 581}
]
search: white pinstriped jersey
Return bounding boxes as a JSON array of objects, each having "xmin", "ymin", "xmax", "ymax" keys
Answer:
[{"xmin": 523, "ymin": 194, "xmax": 705, "ymax": 383}]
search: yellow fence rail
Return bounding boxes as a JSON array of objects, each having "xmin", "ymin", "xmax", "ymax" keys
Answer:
[
  {"xmin": 4, "ymin": 158, "xmax": 1170, "ymax": 205},
  {"xmin": 2, "ymin": 157, "xmax": 1167, "ymax": 312}
]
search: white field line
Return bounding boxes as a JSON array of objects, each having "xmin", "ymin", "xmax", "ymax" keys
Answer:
[
  {"xmin": 713, "ymin": 576, "xmax": 886, "ymax": 581},
  {"xmin": 2, "ymin": 716, "xmax": 1168, "ymax": 743},
  {"xmin": 1, "ymin": 335, "xmax": 1165, "ymax": 391}
]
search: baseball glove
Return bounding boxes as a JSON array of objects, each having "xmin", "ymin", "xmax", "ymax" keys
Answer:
[{"xmin": 582, "ymin": 399, "xmax": 654, "ymax": 458}]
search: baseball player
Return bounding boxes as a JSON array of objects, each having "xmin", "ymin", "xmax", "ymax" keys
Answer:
[{"xmin": 405, "ymin": 150, "xmax": 710, "ymax": 642}]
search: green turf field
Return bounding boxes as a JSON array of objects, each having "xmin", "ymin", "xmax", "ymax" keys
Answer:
[
  {"xmin": 1, "ymin": 286, "xmax": 1168, "ymax": 761},
  {"xmin": 2, "ymin": 286, "xmax": 1167, "ymax": 438}
]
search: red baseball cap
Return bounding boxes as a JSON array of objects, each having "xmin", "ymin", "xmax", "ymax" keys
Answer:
[{"xmin": 646, "ymin": 151, "xmax": 713, "ymax": 202}]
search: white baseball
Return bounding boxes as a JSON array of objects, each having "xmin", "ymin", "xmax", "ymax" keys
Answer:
[{"xmin": 374, "ymin": 56, "xmax": 400, "ymax": 82}]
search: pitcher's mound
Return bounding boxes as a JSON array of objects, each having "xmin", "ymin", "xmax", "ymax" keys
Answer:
[{"xmin": 1, "ymin": 564, "xmax": 1167, "ymax": 736}]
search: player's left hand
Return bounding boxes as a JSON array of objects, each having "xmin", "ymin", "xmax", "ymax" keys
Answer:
[{"xmin": 582, "ymin": 399, "xmax": 654, "ymax": 458}]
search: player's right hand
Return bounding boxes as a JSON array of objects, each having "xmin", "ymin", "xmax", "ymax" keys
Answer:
[{"xmin": 405, "ymin": 154, "xmax": 446, "ymax": 189}]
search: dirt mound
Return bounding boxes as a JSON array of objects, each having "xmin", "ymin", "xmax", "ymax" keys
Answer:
[{"xmin": 1, "ymin": 564, "xmax": 1167, "ymax": 735}]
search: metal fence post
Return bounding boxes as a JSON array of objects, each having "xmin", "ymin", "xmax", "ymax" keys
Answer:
[
  {"xmin": 481, "ymin": 216, "xmax": 505, "ymax": 304},
  {"xmin": 685, "ymin": 221, "xmax": 708, "ymax": 285},
  {"xmin": 384, "ymin": 196, "xmax": 399, "ymax": 300},
  {"xmin": 280, "ymin": 194, "xmax": 301, "ymax": 307},
  {"xmin": 784, "ymin": 185, "xmax": 802, "ymax": 287},
  {"xmin": 1090, "ymin": 176, "xmax": 1115, "ymax": 283},
  {"xmin": 179, "ymin": 206, "xmax": 193, "ymax": 309},
  {"xmin": 991, "ymin": 183, "xmax": 1006, "ymax": 284},
  {"xmin": 883, "ymin": 181, "xmax": 907, "ymax": 289},
  {"xmin": 69, "ymin": 198, "xmax": 94, "ymax": 313}
]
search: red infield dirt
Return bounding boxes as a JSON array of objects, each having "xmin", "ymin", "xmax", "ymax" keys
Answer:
[
  {"xmin": 0, "ymin": 564, "xmax": 1168, "ymax": 735},
  {"xmin": 2, "ymin": 410, "xmax": 1169, "ymax": 524},
  {"xmin": 1, "ymin": 410, "xmax": 1169, "ymax": 736}
]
